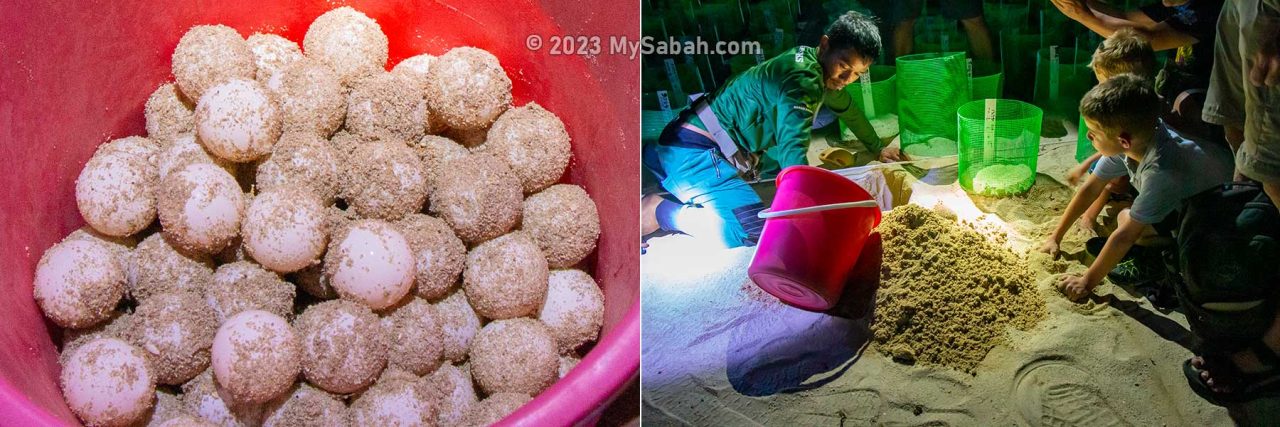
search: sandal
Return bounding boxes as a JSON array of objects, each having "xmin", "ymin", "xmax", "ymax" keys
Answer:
[{"xmin": 1184, "ymin": 341, "xmax": 1280, "ymax": 406}]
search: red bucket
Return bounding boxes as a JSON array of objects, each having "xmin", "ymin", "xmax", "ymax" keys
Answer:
[
  {"xmin": 748, "ymin": 166, "xmax": 882, "ymax": 311},
  {"xmin": 0, "ymin": 2, "xmax": 638, "ymax": 426}
]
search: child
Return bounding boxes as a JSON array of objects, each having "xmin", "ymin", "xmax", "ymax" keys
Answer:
[
  {"xmin": 1039, "ymin": 74, "xmax": 1234, "ymax": 301},
  {"xmin": 1066, "ymin": 28, "xmax": 1158, "ymax": 236}
]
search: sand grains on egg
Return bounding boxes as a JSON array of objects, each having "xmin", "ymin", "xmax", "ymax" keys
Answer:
[{"xmin": 34, "ymin": 239, "xmax": 127, "ymax": 329}]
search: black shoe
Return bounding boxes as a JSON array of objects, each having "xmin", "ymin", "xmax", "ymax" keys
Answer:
[{"xmin": 1107, "ymin": 252, "xmax": 1166, "ymax": 286}]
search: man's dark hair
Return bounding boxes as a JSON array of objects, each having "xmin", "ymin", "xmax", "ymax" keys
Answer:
[{"xmin": 825, "ymin": 11, "xmax": 882, "ymax": 60}]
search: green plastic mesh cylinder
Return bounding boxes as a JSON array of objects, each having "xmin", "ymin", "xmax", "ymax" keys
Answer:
[
  {"xmin": 1033, "ymin": 47, "xmax": 1095, "ymax": 123},
  {"xmin": 957, "ymin": 99, "xmax": 1043, "ymax": 196},
  {"xmin": 897, "ymin": 52, "xmax": 971, "ymax": 158},
  {"xmin": 840, "ymin": 65, "xmax": 898, "ymax": 140},
  {"xmin": 970, "ymin": 59, "xmax": 1004, "ymax": 100},
  {"xmin": 1076, "ymin": 114, "xmax": 1096, "ymax": 162}
]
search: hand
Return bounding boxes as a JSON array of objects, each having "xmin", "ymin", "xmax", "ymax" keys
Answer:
[
  {"xmin": 1038, "ymin": 239, "xmax": 1061, "ymax": 258},
  {"xmin": 1050, "ymin": 0, "xmax": 1092, "ymax": 21},
  {"xmin": 1057, "ymin": 274, "xmax": 1097, "ymax": 301},
  {"xmin": 1250, "ymin": 27, "xmax": 1280, "ymax": 87},
  {"xmin": 1066, "ymin": 162, "xmax": 1090, "ymax": 186},
  {"xmin": 878, "ymin": 146, "xmax": 908, "ymax": 163},
  {"xmin": 1076, "ymin": 216, "xmax": 1099, "ymax": 237}
]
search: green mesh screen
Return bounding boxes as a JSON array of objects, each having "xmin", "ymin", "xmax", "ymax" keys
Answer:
[
  {"xmin": 1076, "ymin": 114, "xmax": 1096, "ymax": 162},
  {"xmin": 840, "ymin": 65, "xmax": 898, "ymax": 141},
  {"xmin": 970, "ymin": 59, "xmax": 1004, "ymax": 100},
  {"xmin": 1033, "ymin": 47, "xmax": 1095, "ymax": 124},
  {"xmin": 897, "ymin": 52, "xmax": 971, "ymax": 158},
  {"xmin": 957, "ymin": 99, "xmax": 1043, "ymax": 196}
]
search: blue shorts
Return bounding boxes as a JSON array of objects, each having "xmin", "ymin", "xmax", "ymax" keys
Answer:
[{"xmin": 642, "ymin": 120, "xmax": 766, "ymax": 248}]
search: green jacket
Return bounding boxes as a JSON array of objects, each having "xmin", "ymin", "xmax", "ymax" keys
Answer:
[{"xmin": 686, "ymin": 46, "xmax": 882, "ymax": 169}]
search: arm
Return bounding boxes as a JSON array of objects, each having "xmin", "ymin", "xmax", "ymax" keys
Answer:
[
  {"xmin": 1082, "ymin": 212, "xmax": 1146, "ymax": 285},
  {"xmin": 1251, "ymin": 5, "xmax": 1280, "ymax": 87},
  {"xmin": 1045, "ymin": 172, "xmax": 1109, "ymax": 249},
  {"xmin": 1059, "ymin": 209, "xmax": 1149, "ymax": 300},
  {"xmin": 1084, "ymin": 0, "xmax": 1158, "ymax": 27},
  {"xmin": 1067, "ymin": 152, "xmax": 1105, "ymax": 186},
  {"xmin": 825, "ymin": 89, "xmax": 883, "ymax": 153},
  {"xmin": 772, "ymin": 98, "xmax": 816, "ymax": 169},
  {"xmin": 1054, "ymin": 0, "xmax": 1196, "ymax": 50}
]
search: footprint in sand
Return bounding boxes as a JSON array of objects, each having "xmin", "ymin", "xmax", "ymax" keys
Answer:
[{"xmin": 1013, "ymin": 359, "xmax": 1130, "ymax": 427}]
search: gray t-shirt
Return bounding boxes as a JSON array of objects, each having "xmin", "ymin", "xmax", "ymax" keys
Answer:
[{"xmin": 1093, "ymin": 123, "xmax": 1234, "ymax": 224}]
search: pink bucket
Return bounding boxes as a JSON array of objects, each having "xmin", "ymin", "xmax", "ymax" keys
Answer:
[
  {"xmin": 0, "ymin": 2, "xmax": 638, "ymax": 426},
  {"xmin": 748, "ymin": 166, "xmax": 882, "ymax": 311}
]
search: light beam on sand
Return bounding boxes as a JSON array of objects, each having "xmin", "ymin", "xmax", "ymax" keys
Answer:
[{"xmin": 642, "ymin": 233, "xmax": 754, "ymax": 298}]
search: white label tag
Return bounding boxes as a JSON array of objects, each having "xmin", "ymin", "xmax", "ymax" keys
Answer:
[
  {"xmin": 657, "ymin": 90, "xmax": 672, "ymax": 112},
  {"xmin": 1049, "ymin": 46, "xmax": 1060, "ymax": 100},
  {"xmin": 860, "ymin": 74, "xmax": 875, "ymax": 118},
  {"xmin": 984, "ymin": 99, "xmax": 997, "ymax": 163},
  {"xmin": 664, "ymin": 58, "xmax": 683, "ymax": 96}
]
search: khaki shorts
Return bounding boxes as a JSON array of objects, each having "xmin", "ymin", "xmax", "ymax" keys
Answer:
[{"xmin": 1202, "ymin": 0, "xmax": 1280, "ymax": 183}]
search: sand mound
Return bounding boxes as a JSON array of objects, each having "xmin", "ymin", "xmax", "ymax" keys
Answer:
[{"xmin": 873, "ymin": 204, "xmax": 1046, "ymax": 372}]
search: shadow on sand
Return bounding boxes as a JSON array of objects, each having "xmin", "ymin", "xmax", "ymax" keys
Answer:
[{"xmin": 726, "ymin": 234, "xmax": 882, "ymax": 396}]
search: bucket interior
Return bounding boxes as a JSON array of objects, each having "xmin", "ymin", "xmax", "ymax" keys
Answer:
[{"xmin": 0, "ymin": 1, "xmax": 638, "ymax": 424}]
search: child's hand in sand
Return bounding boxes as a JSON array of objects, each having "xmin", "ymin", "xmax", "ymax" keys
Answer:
[
  {"xmin": 1057, "ymin": 274, "xmax": 1095, "ymax": 301},
  {"xmin": 1038, "ymin": 239, "xmax": 1061, "ymax": 258},
  {"xmin": 1076, "ymin": 215, "xmax": 1099, "ymax": 236},
  {"xmin": 1066, "ymin": 162, "xmax": 1091, "ymax": 186}
]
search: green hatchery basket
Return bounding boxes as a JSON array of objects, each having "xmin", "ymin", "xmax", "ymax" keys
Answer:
[
  {"xmin": 1033, "ymin": 47, "xmax": 1095, "ymax": 124},
  {"xmin": 840, "ymin": 65, "xmax": 898, "ymax": 141},
  {"xmin": 896, "ymin": 52, "xmax": 971, "ymax": 156},
  {"xmin": 957, "ymin": 99, "xmax": 1044, "ymax": 196}
]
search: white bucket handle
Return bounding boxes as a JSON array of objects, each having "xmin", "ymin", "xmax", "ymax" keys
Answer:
[{"xmin": 757, "ymin": 200, "xmax": 880, "ymax": 219}]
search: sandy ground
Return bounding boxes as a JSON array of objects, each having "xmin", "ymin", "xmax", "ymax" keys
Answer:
[{"xmin": 640, "ymin": 121, "xmax": 1273, "ymax": 425}]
